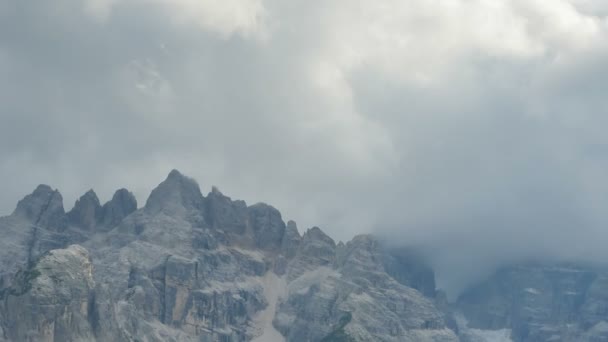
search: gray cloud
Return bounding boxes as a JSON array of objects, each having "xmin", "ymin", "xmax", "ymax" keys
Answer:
[{"xmin": 1, "ymin": 0, "xmax": 608, "ymax": 295}]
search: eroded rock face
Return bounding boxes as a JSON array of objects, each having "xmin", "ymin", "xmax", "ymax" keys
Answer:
[
  {"xmin": 144, "ymin": 170, "xmax": 206, "ymax": 225},
  {"xmin": 0, "ymin": 245, "xmax": 96, "ymax": 342},
  {"xmin": 248, "ymin": 203, "xmax": 286, "ymax": 251},
  {"xmin": 455, "ymin": 263, "xmax": 608, "ymax": 342},
  {"xmin": 206, "ymin": 188, "xmax": 247, "ymax": 232},
  {"xmin": 64, "ymin": 188, "xmax": 138, "ymax": 235},
  {"xmin": 281, "ymin": 220, "xmax": 301, "ymax": 259},
  {"xmin": 10, "ymin": 170, "xmax": 607, "ymax": 342},
  {"xmin": 68, "ymin": 190, "xmax": 102, "ymax": 231},
  {"xmin": 100, "ymin": 189, "xmax": 137, "ymax": 230},
  {"xmin": 13, "ymin": 185, "xmax": 67, "ymax": 231},
  {"xmin": 276, "ymin": 234, "xmax": 458, "ymax": 342},
  {"xmin": 0, "ymin": 186, "xmax": 91, "ymax": 293},
  {"xmin": 287, "ymin": 227, "xmax": 336, "ymax": 281}
]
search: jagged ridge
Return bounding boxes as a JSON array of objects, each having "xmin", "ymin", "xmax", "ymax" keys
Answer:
[
  {"xmin": 0, "ymin": 170, "xmax": 456, "ymax": 342},
  {"xmin": 1, "ymin": 170, "xmax": 606, "ymax": 342}
]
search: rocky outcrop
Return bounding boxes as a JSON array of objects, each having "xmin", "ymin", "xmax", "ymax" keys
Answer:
[
  {"xmin": 68, "ymin": 190, "xmax": 102, "ymax": 231},
  {"xmin": 0, "ymin": 245, "xmax": 96, "ymax": 342},
  {"xmin": 66, "ymin": 188, "xmax": 137, "ymax": 233},
  {"xmin": 281, "ymin": 220, "xmax": 301, "ymax": 259},
  {"xmin": 276, "ymin": 234, "xmax": 458, "ymax": 342},
  {"xmin": 12, "ymin": 185, "xmax": 67, "ymax": 231},
  {"xmin": 205, "ymin": 187, "xmax": 249, "ymax": 244},
  {"xmin": 5, "ymin": 170, "xmax": 608, "ymax": 342},
  {"xmin": 0, "ymin": 186, "xmax": 86, "ymax": 293},
  {"xmin": 144, "ymin": 169, "xmax": 206, "ymax": 225},
  {"xmin": 287, "ymin": 226, "xmax": 336, "ymax": 281},
  {"xmin": 455, "ymin": 263, "xmax": 608, "ymax": 342},
  {"xmin": 205, "ymin": 190, "xmax": 290, "ymax": 254},
  {"xmin": 247, "ymin": 203, "xmax": 286, "ymax": 251},
  {"xmin": 99, "ymin": 189, "xmax": 137, "ymax": 229}
]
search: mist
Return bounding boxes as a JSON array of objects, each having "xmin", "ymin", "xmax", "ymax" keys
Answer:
[{"xmin": 1, "ymin": 0, "xmax": 608, "ymax": 297}]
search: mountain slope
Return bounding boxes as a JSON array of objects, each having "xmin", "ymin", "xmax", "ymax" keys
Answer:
[
  {"xmin": 0, "ymin": 170, "xmax": 456, "ymax": 342},
  {"xmin": 454, "ymin": 263, "xmax": 608, "ymax": 342}
]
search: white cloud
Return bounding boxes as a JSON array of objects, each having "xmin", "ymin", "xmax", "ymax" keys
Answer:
[
  {"xmin": 570, "ymin": 0, "xmax": 608, "ymax": 16},
  {"xmin": 85, "ymin": 0, "xmax": 268, "ymax": 38},
  {"xmin": 309, "ymin": 0, "xmax": 603, "ymax": 86},
  {"xmin": 3, "ymin": 0, "xmax": 608, "ymax": 295}
]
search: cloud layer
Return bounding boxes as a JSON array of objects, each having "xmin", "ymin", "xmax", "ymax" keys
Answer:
[{"xmin": 1, "ymin": 0, "xmax": 608, "ymax": 294}]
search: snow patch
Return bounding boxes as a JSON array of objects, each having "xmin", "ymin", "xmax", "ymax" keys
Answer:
[
  {"xmin": 525, "ymin": 287, "xmax": 540, "ymax": 295},
  {"xmin": 455, "ymin": 313, "xmax": 513, "ymax": 342},
  {"xmin": 464, "ymin": 328, "xmax": 513, "ymax": 342}
]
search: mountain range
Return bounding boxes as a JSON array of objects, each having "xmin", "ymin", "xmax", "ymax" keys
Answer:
[{"xmin": 1, "ymin": 170, "xmax": 607, "ymax": 341}]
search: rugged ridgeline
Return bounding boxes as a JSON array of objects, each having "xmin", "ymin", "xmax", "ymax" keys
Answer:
[
  {"xmin": 0, "ymin": 171, "xmax": 607, "ymax": 342},
  {"xmin": 0, "ymin": 170, "xmax": 456, "ymax": 342},
  {"xmin": 454, "ymin": 263, "xmax": 608, "ymax": 342}
]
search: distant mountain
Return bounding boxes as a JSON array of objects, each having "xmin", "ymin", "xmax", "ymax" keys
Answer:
[
  {"xmin": 455, "ymin": 263, "xmax": 608, "ymax": 342},
  {"xmin": 0, "ymin": 170, "xmax": 606, "ymax": 341}
]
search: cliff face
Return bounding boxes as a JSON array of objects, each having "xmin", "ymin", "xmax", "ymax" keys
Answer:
[
  {"xmin": 276, "ymin": 234, "xmax": 456, "ymax": 342},
  {"xmin": 3, "ymin": 171, "xmax": 608, "ymax": 342},
  {"xmin": 0, "ymin": 170, "xmax": 455, "ymax": 342},
  {"xmin": 454, "ymin": 263, "xmax": 608, "ymax": 342},
  {"xmin": 0, "ymin": 245, "xmax": 98, "ymax": 342}
]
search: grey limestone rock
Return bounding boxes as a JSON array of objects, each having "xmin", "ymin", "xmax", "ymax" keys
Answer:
[
  {"xmin": 8, "ymin": 170, "xmax": 607, "ymax": 342},
  {"xmin": 99, "ymin": 188, "xmax": 137, "ymax": 229},
  {"xmin": 287, "ymin": 226, "xmax": 336, "ymax": 281},
  {"xmin": 13, "ymin": 184, "xmax": 68, "ymax": 231},
  {"xmin": 68, "ymin": 190, "xmax": 102, "ymax": 231},
  {"xmin": 276, "ymin": 234, "xmax": 458, "ymax": 342},
  {"xmin": 0, "ymin": 245, "xmax": 96, "ymax": 342},
  {"xmin": 456, "ymin": 263, "xmax": 608, "ymax": 341},
  {"xmin": 281, "ymin": 220, "xmax": 301, "ymax": 259},
  {"xmin": 206, "ymin": 187, "xmax": 247, "ymax": 232},
  {"xmin": 247, "ymin": 203, "xmax": 286, "ymax": 251},
  {"xmin": 144, "ymin": 169, "xmax": 206, "ymax": 225},
  {"xmin": 205, "ymin": 187, "xmax": 249, "ymax": 245},
  {"xmin": 0, "ymin": 186, "xmax": 88, "ymax": 293}
]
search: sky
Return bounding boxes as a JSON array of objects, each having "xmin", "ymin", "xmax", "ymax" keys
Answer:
[{"xmin": 1, "ymin": 0, "xmax": 608, "ymax": 294}]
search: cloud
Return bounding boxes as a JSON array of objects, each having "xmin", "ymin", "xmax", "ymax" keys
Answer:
[
  {"xmin": 84, "ymin": 0, "xmax": 268, "ymax": 38},
  {"xmin": 1, "ymin": 0, "xmax": 607, "ymax": 295}
]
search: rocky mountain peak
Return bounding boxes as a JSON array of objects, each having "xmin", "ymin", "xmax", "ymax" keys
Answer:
[
  {"xmin": 5, "ymin": 171, "xmax": 607, "ymax": 342},
  {"xmin": 144, "ymin": 169, "xmax": 205, "ymax": 218},
  {"xmin": 286, "ymin": 220, "xmax": 299, "ymax": 231},
  {"xmin": 348, "ymin": 234, "xmax": 377, "ymax": 248},
  {"xmin": 302, "ymin": 226, "xmax": 336, "ymax": 247},
  {"xmin": 206, "ymin": 187, "xmax": 248, "ymax": 237},
  {"xmin": 12, "ymin": 184, "xmax": 67, "ymax": 231},
  {"xmin": 281, "ymin": 220, "xmax": 301, "ymax": 258},
  {"xmin": 82, "ymin": 189, "xmax": 99, "ymax": 201},
  {"xmin": 100, "ymin": 188, "xmax": 137, "ymax": 229},
  {"xmin": 247, "ymin": 203, "xmax": 286, "ymax": 251},
  {"xmin": 339, "ymin": 234, "xmax": 382, "ymax": 273},
  {"xmin": 167, "ymin": 168, "xmax": 184, "ymax": 180},
  {"xmin": 68, "ymin": 189, "xmax": 102, "ymax": 231},
  {"xmin": 287, "ymin": 226, "xmax": 337, "ymax": 279}
]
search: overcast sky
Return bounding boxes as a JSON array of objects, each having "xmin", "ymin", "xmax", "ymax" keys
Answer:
[{"xmin": 1, "ymin": 0, "xmax": 608, "ymax": 294}]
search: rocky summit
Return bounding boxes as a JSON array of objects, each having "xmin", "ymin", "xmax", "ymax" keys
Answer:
[{"xmin": 0, "ymin": 171, "xmax": 607, "ymax": 342}]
